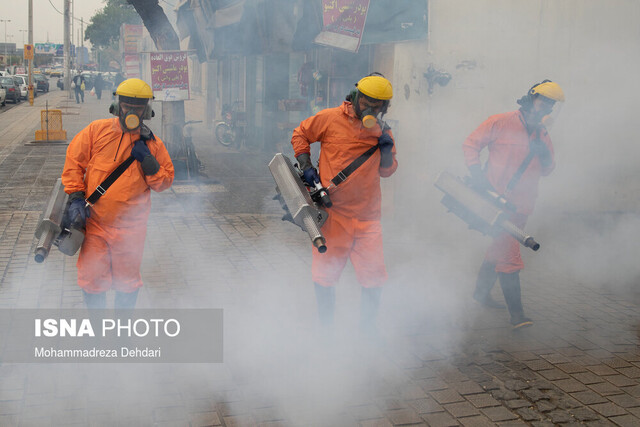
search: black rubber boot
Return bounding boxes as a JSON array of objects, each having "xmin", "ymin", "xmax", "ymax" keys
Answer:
[
  {"xmin": 360, "ymin": 287, "xmax": 382, "ymax": 337},
  {"xmin": 115, "ymin": 289, "xmax": 140, "ymax": 310},
  {"xmin": 314, "ymin": 283, "xmax": 335, "ymax": 329},
  {"xmin": 473, "ymin": 262, "xmax": 505, "ymax": 309},
  {"xmin": 499, "ymin": 272, "xmax": 533, "ymax": 329},
  {"xmin": 83, "ymin": 290, "xmax": 107, "ymax": 309}
]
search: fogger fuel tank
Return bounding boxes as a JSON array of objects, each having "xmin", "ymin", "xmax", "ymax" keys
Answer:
[
  {"xmin": 34, "ymin": 178, "xmax": 85, "ymax": 262},
  {"xmin": 268, "ymin": 153, "xmax": 328, "ymax": 253},
  {"xmin": 434, "ymin": 171, "xmax": 540, "ymax": 251}
]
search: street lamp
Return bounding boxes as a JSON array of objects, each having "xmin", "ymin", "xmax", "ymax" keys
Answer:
[
  {"xmin": 6, "ymin": 35, "xmax": 13, "ymax": 67},
  {"xmin": 0, "ymin": 19, "xmax": 10, "ymax": 67}
]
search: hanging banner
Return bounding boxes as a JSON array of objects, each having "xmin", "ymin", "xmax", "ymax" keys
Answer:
[
  {"xmin": 150, "ymin": 51, "xmax": 190, "ymax": 101},
  {"xmin": 124, "ymin": 54, "xmax": 140, "ymax": 78},
  {"xmin": 314, "ymin": 0, "xmax": 370, "ymax": 53},
  {"xmin": 122, "ymin": 24, "xmax": 143, "ymax": 54}
]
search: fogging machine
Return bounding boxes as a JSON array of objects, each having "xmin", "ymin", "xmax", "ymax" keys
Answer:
[
  {"xmin": 268, "ymin": 153, "xmax": 330, "ymax": 253},
  {"xmin": 434, "ymin": 171, "xmax": 540, "ymax": 251},
  {"xmin": 33, "ymin": 178, "xmax": 85, "ymax": 262}
]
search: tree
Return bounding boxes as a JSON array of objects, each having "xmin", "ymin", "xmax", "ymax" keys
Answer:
[
  {"xmin": 85, "ymin": 0, "xmax": 141, "ymax": 49},
  {"xmin": 127, "ymin": 0, "xmax": 185, "ymax": 165}
]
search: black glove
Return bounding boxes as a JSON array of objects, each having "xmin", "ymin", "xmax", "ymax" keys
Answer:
[
  {"xmin": 468, "ymin": 164, "xmax": 494, "ymax": 192},
  {"xmin": 132, "ymin": 140, "xmax": 160, "ymax": 175},
  {"xmin": 67, "ymin": 192, "xmax": 90, "ymax": 227},
  {"xmin": 302, "ymin": 167, "xmax": 320, "ymax": 186},
  {"xmin": 131, "ymin": 140, "xmax": 151, "ymax": 162},
  {"xmin": 378, "ymin": 132, "xmax": 394, "ymax": 154},
  {"xmin": 378, "ymin": 132, "xmax": 394, "ymax": 167},
  {"xmin": 530, "ymin": 139, "xmax": 552, "ymax": 168},
  {"xmin": 296, "ymin": 153, "xmax": 320, "ymax": 186}
]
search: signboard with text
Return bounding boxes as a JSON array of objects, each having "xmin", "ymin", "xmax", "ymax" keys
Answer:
[
  {"xmin": 124, "ymin": 54, "xmax": 140, "ymax": 78},
  {"xmin": 150, "ymin": 51, "xmax": 190, "ymax": 101},
  {"xmin": 314, "ymin": 0, "xmax": 370, "ymax": 52}
]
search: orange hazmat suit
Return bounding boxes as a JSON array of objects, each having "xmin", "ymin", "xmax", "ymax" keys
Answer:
[
  {"xmin": 292, "ymin": 101, "xmax": 397, "ymax": 288},
  {"xmin": 463, "ymin": 110, "xmax": 554, "ymax": 272},
  {"xmin": 62, "ymin": 117, "xmax": 174, "ymax": 293}
]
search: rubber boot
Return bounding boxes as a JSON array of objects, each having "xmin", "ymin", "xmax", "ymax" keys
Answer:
[
  {"xmin": 114, "ymin": 289, "xmax": 139, "ymax": 310},
  {"xmin": 83, "ymin": 290, "xmax": 107, "ymax": 309},
  {"xmin": 498, "ymin": 272, "xmax": 533, "ymax": 329},
  {"xmin": 314, "ymin": 283, "xmax": 335, "ymax": 329},
  {"xmin": 360, "ymin": 287, "xmax": 382, "ymax": 338},
  {"xmin": 472, "ymin": 262, "xmax": 505, "ymax": 309}
]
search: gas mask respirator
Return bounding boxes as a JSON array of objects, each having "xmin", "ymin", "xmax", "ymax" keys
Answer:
[{"xmin": 109, "ymin": 100, "xmax": 154, "ymax": 131}]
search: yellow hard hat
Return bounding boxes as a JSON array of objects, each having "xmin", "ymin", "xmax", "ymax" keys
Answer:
[
  {"xmin": 356, "ymin": 75, "xmax": 393, "ymax": 100},
  {"xmin": 116, "ymin": 78, "xmax": 153, "ymax": 99},
  {"xmin": 530, "ymin": 81, "xmax": 565, "ymax": 102}
]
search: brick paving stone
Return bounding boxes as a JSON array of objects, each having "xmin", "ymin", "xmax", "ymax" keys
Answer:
[
  {"xmin": 515, "ymin": 407, "xmax": 541, "ymax": 421},
  {"xmin": 443, "ymin": 401, "xmax": 480, "ymax": 418},
  {"xmin": 622, "ymin": 385, "xmax": 640, "ymax": 397},
  {"xmin": 538, "ymin": 369, "xmax": 570, "ymax": 381},
  {"xmin": 607, "ymin": 393, "xmax": 640, "ymax": 409},
  {"xmin": 480, "ymin": 406, "xmax": 518, "ymax": 422},
  {"xmin": 465, "ymin": 394, "xmax": 502, "ymax": 409},
  {"xmin": 571, "ymin": 372, "xmax": 605, "ymax": 385},
  {"xmin": 539, "ymin": 353, "xmax": 572, "ymax": 364},
  {"xmin": 408, "ymin": 397, "xmax": 443, "ymax": 414},
  {"xmin": 603, "ymin": 358, "xmax": 634, "ymax": 369},
  {"xmin": 430, "ymin": 389, "xmax": 465, "ymax": 405},
  {"xmin": 535, "ymin": 400, "xmax": 557, "ymax": 413},
  {"xmin": 605, "ymin": 375, "xmax": 639, "ymax": 387},
  {"xmin": 503, "ymin": 380, "xmax": 529, "ymax": 391},
  {"xmin": 556, "ymin": 363, "xmax": 588, "ymax": 374},
  {"xmin": 588, "ymin": 381, "xmax": 624, "ymax": 396},
  {"xmin": 459, "ymin": 415, "xmax": 495, "ymax": 426},
  {"xmin": 421, "ymin": 411, "xmax": 460, "ymax": 426},
  {"xmin": 547, "ymin": 410, "xmax": 573, "ymax": 424},
  {"xmin": 571, "ymin": 390, "xmax": 608, "ymax": 405},
  {"xmin": 504, "ymin": 399, "xmax": 530, "ymax": 410},
  {"xmin": 609, "ymin": 414, "xmax": 640, "ymax": 426},
  {"xmin": 553, "ymin": 379, "xmax": 588, "ymax": 393},
  {"xmin": 589, "ymin": 402, "xmax": 628, "ymax": 417},
  {"xmin": 569, "ymin": 407, "xmax": 600, "ymax": 421},
  {"xmin": 490, "ymin": 389, "xmax": 519, "ymax": 401},
  {"xmin": 524, "ymin": 359, "xmax": 554, "ymax": 371},
  {"xmin": 587, "ymin": 364, "xmax": 618, "ymax": 376},
  {"xmin": 451, "ymin": 381, "xmax": 485, "ymax": 396},
  {"xmin": 407, "ymin": 367, "xmax": 436, "ymax": 380},
  {"xmin": 509, "ymin": 351, "xmax": 539, "ymax": 361},
  {"xmin": 417, "ymin": 378, "xmax": 449, "ymax": 392},
  {"xmin": 376, "ymin": 398, "xmax": 408, "ymax": 411},
  {"xmin": 385, "ymin": 408, "xmax": 423, "ymax": 425},
  {"xmin": 617, "ymin": 367, "xmax": 640, "ymax": 379},
  {"xmin": 521, "ymin": 388, "xmax": 549, "ymax": 402}
]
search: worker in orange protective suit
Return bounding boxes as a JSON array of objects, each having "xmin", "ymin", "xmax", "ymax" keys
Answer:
[
  {"xmin": 291, "ymin": 73, "xmax": 398, "ymax": 336},
  {"xmin": 61, "ymin": 78, "xmax": 174, "ymax": 309},
  {"xmin": 463, "ymin": 80, "xmax": 565, "ymax": 329}
]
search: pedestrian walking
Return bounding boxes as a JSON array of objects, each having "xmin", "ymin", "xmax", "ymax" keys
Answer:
[
  {"xmin": 61, "ymin": 78, "xmax": 175, "ymax": 309},
  {"xmin": 463, "ymin": 80, "xmax": 565, "ymax": 329},
  {"xmin": 72, "ymin": 72, "xmax": 85, "ymax": 104},
  {"xmin": 93, "ymin": 73, "xmax": 104, "ymax": 100},
  {"xmin": 291, "ymin": 73, "xmax": 398, "ymax": 337}
]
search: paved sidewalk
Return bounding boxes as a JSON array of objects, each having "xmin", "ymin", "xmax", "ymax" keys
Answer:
[{"xmin": 0, "ymin": 91, "xmax": 638, "ymax": 426}]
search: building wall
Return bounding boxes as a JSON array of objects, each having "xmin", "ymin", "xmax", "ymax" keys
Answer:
[{"xmin": 388, "ymin": 0, "xmax": 640, "ymax": 218}]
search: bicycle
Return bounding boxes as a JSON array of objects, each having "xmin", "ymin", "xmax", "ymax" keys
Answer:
[
  {"xmin": 170, "ymin": 120, "xmax": 205, "ymax": 181},
  {"xmin": 214, "ymin": 101, "xmax": 246, "ymax": 148}
]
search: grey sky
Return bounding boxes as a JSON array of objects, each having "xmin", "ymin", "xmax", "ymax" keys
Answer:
[{"xmin": 3, "ymin": 0, "xmax": 117, "ymax": 47}]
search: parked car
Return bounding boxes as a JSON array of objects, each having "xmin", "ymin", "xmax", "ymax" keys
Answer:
[
  {"xmin": 0, "ymin": 86, "xmax": 5, "ymax": 107},
  {"xmin": 34, "ymin": 74, "xmax": 50, "ymax": 92},
  {"xmin": 13, "ymin": 75, "xmax": 38, "ymax": 100},
  {"xmin": 0, "ymin": 76, "xmax": 21, "ymax": 103}
]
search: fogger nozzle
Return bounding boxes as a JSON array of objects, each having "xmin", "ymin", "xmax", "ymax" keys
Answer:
[{"xmin": 313, "ymin": 237, "xmax": 327, "ymax": 253}]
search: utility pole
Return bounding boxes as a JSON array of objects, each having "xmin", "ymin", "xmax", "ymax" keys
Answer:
[
  {"xmin": 64, "ymin": 0, "xmax": 71, "ymax": 99},
  {"xmin": 0, "ymin": 19, "xmax": 10, "ymax": 68},
  {"xmin": 28, "ymin": 0, "xmax": 33, "ymax": 105}
]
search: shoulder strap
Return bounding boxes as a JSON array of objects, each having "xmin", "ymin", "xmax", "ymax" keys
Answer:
[
  {"xmin": 330, "ymin": 144, "xmax": 379, "ymax": 187},
  {"xmin": 506, "ymin": 116, "xmax": 541, "ymax": 192},
  {"xmin": 86, "ymin": 156, "xmax": 136, "ymax": 205}
]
